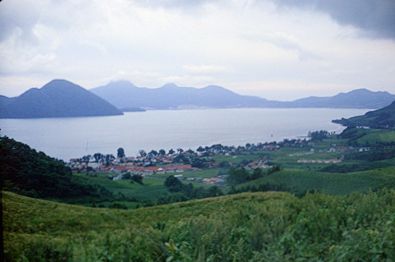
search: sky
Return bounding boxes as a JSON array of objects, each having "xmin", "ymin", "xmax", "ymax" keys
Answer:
[{"xmin": 0, "ymin": 0, "xmax": 395, "ymax": 100}]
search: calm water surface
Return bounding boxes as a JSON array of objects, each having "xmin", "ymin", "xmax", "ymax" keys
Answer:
[{"xmin": 0, "ymin": 108, "xmax": 368, "ymax": 160}]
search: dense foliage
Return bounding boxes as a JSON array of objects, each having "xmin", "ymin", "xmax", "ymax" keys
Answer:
[
  {"xmin": 164, "ymin": 175, "xmax": 223, "ymax": 201},
  {"xmin": 227, "ymin": 166, "xmax": 280, "ymax": 185},
  {"xmin": 308, "ymin": 130, "xmax": 330, "ymax": 141},
  {"xmin": 0, "ymin": 136, "xmax": 111, "ymax": 199},
  {"xmin": 334, "ymin": 101, "xmax": 395, "ymax": 129},
  {"xmin": 3, "ymin": 190, "xmax": 395, "ymax": 261}
]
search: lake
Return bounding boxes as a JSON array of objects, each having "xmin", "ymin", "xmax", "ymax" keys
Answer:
[{"xmin": 0, "ymin": 108, "xmax": 368, "ymax": 160}]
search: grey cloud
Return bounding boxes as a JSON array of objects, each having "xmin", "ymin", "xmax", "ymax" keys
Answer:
[
  {"xmin": 275, "ymin": 0, "xmax": 395, "ymax": 39},
  {"xmin": 0, "ymin": 0, "xmax": 41, "ymax": 42},
  {"xmin": 137, "ymin": 0, "xmax": 209, "ymax": 9},
  {"xmin": 243, "ymin": 33, "xmax": 321, "ymax": 61}
]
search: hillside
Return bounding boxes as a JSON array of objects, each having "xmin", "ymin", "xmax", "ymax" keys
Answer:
[
  {"xmin": 92, "ymin": 81, "xmax": 395, "ymax": 109},
  {"xmin": 0, "ymin": 79, "xmax": 122, "ymax": 118},
  {"xmin": 3, "ymin": 190, "xmax": 395, "ymax": 261},
  {"xmin": 0, "ymin": 136, "xmax": 111, "ymax": 200},
  {"xmin": 333, "ymin": 101, "xmax": 395, "ymax": 129}
]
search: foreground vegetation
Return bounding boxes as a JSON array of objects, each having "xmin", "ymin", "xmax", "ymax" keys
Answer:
[{"xmin": 3, "ymin": 189, "xmax": 395, "ymax": 261}]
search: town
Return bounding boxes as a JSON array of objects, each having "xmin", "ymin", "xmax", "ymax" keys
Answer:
[{"xmin": 67, "ymin": 130, "xmax": 370, "ymax": 186}]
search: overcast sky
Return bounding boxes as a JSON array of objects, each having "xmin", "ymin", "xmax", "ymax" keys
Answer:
[{"xmin": 0, "ymin": 0, "xmax": 394, "ymax": 100}]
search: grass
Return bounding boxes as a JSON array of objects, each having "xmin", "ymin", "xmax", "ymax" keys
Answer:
[
  {"xmin": 71, "ymin": 173, "xmax": 170, "ymax": 205},
  {"xmin": 3, "ymin": 190, "xmax": 395, "ymax": 261},
  {"xmin": 237, "ymin": 167, "xmax": 395, "ymax": 195},
  {"xmin": 356, "ymin": 129, "xmax": 395, "ymax": 145}
]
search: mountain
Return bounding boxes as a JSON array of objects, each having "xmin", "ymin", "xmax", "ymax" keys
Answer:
[
  {"xmin": 91, "ymin": 80, "xmax": 280, "ymax": 109},
  {"xmin": 289, "ymin": 88, "xmax": 395, "ymax": 109},
  {"xmin": 333, "ymin": 101, "xmax": 395, "ymax": 129},
  {"xmin": 0, "ymin": 79, "xmax": 123, "ymax": 118},
  {"xmin": 92, "ymin": 81, "xmax": 395, "ymax": 110}
]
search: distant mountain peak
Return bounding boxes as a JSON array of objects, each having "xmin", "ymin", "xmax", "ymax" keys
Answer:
[
  {"xmin": 43, "ymin": 79, "xmax": 76, "ymax": 88},
  {"xmin": 1, "ymin": 79, "xmax": 122, "ymax": 118},
  {"xmin": 161, "ymin": 83, "xmax": 179, "ymax": 89},
  {"xmin": 345, "ymin": 88, "xmax": 390, "ymax": 95},
  {"xmin": 203, "ymin": 85, "xmax": 230, "ymax": 91},
  {"xmin": 108, "ymin": 80, "xmax": 136, "ymax": 87}
]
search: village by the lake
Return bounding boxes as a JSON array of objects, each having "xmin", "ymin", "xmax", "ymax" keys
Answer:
[{"xmin": 67, "ymin": 130, "xmax": 372, "ymax": 188}]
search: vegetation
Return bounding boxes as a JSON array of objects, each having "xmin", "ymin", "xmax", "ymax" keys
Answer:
[
  {"xmin": 164, "ymin": 175, "xmax": 223, "ymax": 200},
  {"xmin": 333, "ymin": 101, "xmax": 395, "ymax": 129},
  {"xmin": 3, "ymin": 189, "xmax": 395, "ymax": 261},
  {"xmin": 2, "ymin": 123, "xmax": 395, "ymax": 260},
  {"xmin": 227, "ymin": 166, "xmax": 280, "ymax": 185},
  {"xmin": 0, "ymin": 136, "xmax": 111, "ymax": 200},
  {"xmin": 308, "ymin": 130, "xmax": 331, "ymax": 141}
]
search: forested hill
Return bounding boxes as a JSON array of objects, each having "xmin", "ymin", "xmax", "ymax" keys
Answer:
[
  {"xmin": 0, "ymin": 136, "xmax": 110, "ymax": 199},
  {"xmin": 333, "ymin": 101, "xmax": 395, "ymax": 129}
]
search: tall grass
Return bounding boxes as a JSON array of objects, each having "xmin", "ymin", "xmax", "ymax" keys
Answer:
[{"xmin": 3, "ymin": 190, "xmax": 395, "ymax": 261}]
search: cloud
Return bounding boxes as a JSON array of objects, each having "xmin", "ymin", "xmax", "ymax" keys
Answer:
[
  {"xmin": 0, "ymin": 0, "xmax": 395, "ymax": 99},
  {"xmin": 242, "ymin": 32, "xmax": 321, "ymax": 61},
  {"xmin": 275, "ymin": 0, "xmax": 395, "ymax": 39},
  {"xmin": 183, "ymin": 64, "xmax": 228, "ymax": 74}
]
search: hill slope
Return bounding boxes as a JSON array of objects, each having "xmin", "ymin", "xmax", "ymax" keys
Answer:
[
  {"xmin": 333, "ymin": 101, "xmax": 395, "ymax": 129},
  {"xmin": 3, "ymin": 190, "xmax": 395, "ymax": 261},
  {"xmin": 0, "ymin": 135, "xmax": 111, "ymax": 199},
  {"xmin": 0, "ymin": 79, "xmax": 122, "ymax": 118}
]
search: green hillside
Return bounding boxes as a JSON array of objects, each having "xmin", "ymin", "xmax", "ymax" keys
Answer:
[
  {"xmin": 3, "ymin": 190, "xmax": 395, "ymax": 261},
  {"xmin": 0, "ymin": 136, "xmax": 112, "ymax": 200},
  {"xmin": 333, "ymin": 101, "xmax": 395, "ymax": 129}
]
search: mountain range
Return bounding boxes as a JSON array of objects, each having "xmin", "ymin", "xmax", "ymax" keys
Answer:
[
  {"xmin": 91, "ymin": 80, "xmax": 278, "ymax": 109},
  {"xmin": 92, "ymin": 80, "xmax": 395, "ymax": 110},
  {"xmin": 0, "ymin": 79, "xmax": 122, "ymax": 118},
  {"xmin": 1, "ymin": 79, "xmax": 394, "ymax": 118}
]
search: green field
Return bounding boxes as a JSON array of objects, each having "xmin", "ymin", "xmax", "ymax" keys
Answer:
[
  {"xmin": 237, "ymin": 167, "xmax": 395, "ymax": 195},
  {"xmin": 3, "ymin": 190, "xmax": 395, "ymax": 261},
  {"xmin": 356, "ymin": 129, "xmax": 395, "ymax": 145}
]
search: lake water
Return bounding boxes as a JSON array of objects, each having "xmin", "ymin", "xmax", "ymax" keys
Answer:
[{"xmin": 0, "ymin": 108, "xmax": 368, "ymax": 160}]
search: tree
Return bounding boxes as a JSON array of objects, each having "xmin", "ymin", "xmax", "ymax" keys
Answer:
[
  {"xmin": 168, "ymin": 148, "xmax": 175, "ymax": 155},
  {"xmin": 82, "ymin": 155, "xmax": 91, "ymax": 164},
  {"xmin": 227, "ymin": 167, "xmax": 250, "ymax": 185},
  {"xmin": 159, "ymin": 149, "xmax": 166, "ymax": 156},
  {"xmin": 208, "ymin": 186, "xmax": 223, "ymax": 196},
  {"xmin": 197, "ymin": 146, "xmax": 205, "ymax": 152},
  {"xmin": 122, "ymin": 172, "xmax": 131, "ymax": 179},
  {"xmin": 105, "ymin": 154, "xmax": 115, "ymax": 166},
  {"xmin": 117, "ymin": 147, "xmax": 125, "ymax": 159},
  {"xmin": 149, "ymin": 150, "xmax": 158, "ymax": 157},
  {"xmin": 308, "ymin": 130, "xmax": 330, "ymax": 141},
  {"xmin": 164, "ymin": 175, "xmax": 183, "ymax": 192},
  {"xmin": 93, "ymin": 153, "xmax": 103, "ymax": 163},
  {"xmin": 131, "ymin": 174, "xmax": 144, "ymax": 185},
  {"xmin": 139, "ymin": 150, "xmax": 147, "ymax": 157}
]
